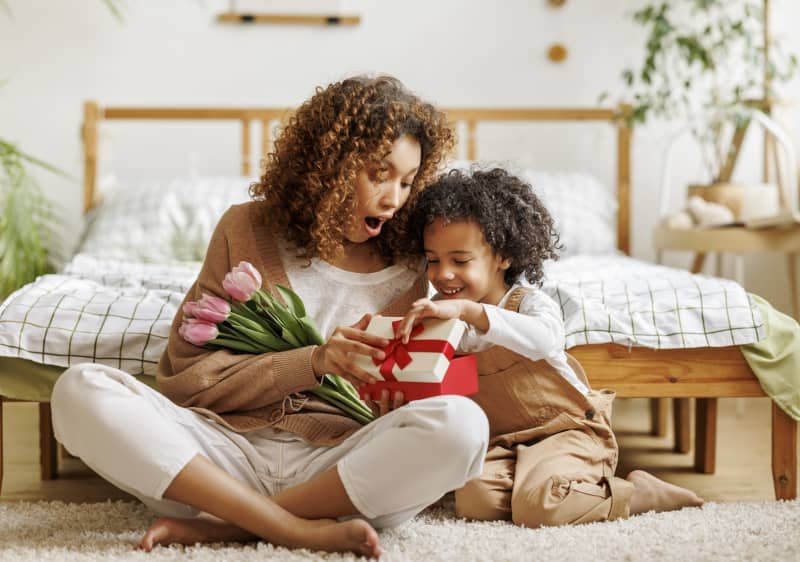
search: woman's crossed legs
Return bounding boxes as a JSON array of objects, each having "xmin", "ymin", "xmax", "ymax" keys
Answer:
[{"xmin": 51, "ymin": 364, "xmax": 488, "ymax": 557}]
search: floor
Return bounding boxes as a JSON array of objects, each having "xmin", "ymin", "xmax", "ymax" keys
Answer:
[{"xmin": 1, "ymin": 397, "xmax": 797, "ymax": 502}]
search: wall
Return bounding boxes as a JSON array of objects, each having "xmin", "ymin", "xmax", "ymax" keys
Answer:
[{"xmin": 1, "ymin": 0, "xmax": 798, "ymax": 314}]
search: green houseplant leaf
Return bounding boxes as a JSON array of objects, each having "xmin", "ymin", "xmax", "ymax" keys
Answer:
[
  {"xmin": 608, "ymin": 0, "xmax": 798, "ymax": 183},
  {"xmin": 0, "ymin": 139, "xmax": 68, "ymax": 300}
]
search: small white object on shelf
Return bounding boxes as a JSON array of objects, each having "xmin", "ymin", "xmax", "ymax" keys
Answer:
[
  {"xmin": 686, "ymin": 195, "xmax": 735, "ymax": 227},
  {"xmin": 745, "ymin": 209, "xmax": 800, "ymax": 230}
]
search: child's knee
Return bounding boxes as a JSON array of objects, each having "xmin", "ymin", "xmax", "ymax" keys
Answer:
[
  {"xmin": 511, "ymin": 475, "xmax": 613, "ymax": 528},
  {"xmin": 455, "ymin": 479, "xmax": 511, "ymax": 521}
]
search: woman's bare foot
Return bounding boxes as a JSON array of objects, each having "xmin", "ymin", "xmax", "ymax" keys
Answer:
[
  {"xmin": 626, "ymin": 469, "xmax": 705, "ymax": 515},
  {"xmin": 138, "ymin": 516, "xmax": 254, "ymax": 551},
  {"xmin": 138, "ymin": 515, "xmax": 382, "ymax": 559}
]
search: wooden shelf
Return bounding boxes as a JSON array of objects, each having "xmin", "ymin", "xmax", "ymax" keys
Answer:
[
  {"xmin": 653, "ymin": 224, "xmax": 800, "ymax": 253},
  {"xmin": 216, "ymin": 12, "xmax": 360, "ymax": 26},
  {"xmin": 654, "ymin": 223, "xmax": 800, "ymax": 320}
]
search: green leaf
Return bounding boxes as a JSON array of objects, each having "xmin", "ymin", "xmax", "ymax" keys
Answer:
[
  {"xmin": 229, "ymin": 309, "xmax": 272, "ymax": 333},
  {"xmin": 276, "ymin": 284, "xmax": 306, "ymax": 317},
  {"xmin": 232, "ymin": 304, "xmax": 276, "ymax": 333},
  {"xmin": 226, "ymin": 317, "xmax": 293, "ymax": 351},
  {"xmin": 266, "ymin": 300, "xmax": 308, "ymax": 345},
  {"xmin": 207, "ymin": 337, "xmax": 263, "ymax": 354},
  {"xmin": 101, "ymin": 0, "xmax": 125, "ymax": 22},
  {"xmin": 621, "ymin": 69, "xmax": 634, "ymax": 87},
  {"xmin": 280, "ymin": 327, "xmax": 302, "ymax": 347},
  {"xmin": 0, "ymin": 139, "xmax": 64, "ymax": 299},
  {"xmin": 309, "ymin": 384, "xmax": 374, "ymax": 424},
  {"xmin": 15, "ymin": 149, "xmax": 74, "ymax": 180},
  {"xmin": 297, "ymin": 316, "xmax": 325, "ymax": 345},
  {"xmin": 329, "ymin": 374, "xmax": 362, "ymax": 400},
  {"xmin": 240, "ymin": 300, "xmax": 282, "ymax": 333}
]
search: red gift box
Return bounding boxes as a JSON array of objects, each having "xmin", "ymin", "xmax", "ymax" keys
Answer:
[
  {"xmin": 359, "ymin": 355, "xmax": 478, "ymax": 402},
  {"xmin": 353, "ymin": 316, "xmax": 478, "ymax": 402}
]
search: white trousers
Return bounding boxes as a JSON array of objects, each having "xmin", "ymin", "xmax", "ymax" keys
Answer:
[{"xmin": 51, "ymin": 363, "xmax": 489, "ymax": 529}]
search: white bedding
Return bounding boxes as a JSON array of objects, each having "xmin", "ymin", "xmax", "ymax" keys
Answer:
[
  {"xmin": 0, "ymin": 254, "xmax": 764, "ymax": 377},
  {"xmin": 0, "ymin": 255, "xmax": 198, "ymax": 375},
  {"xmin": 542, "ymin": 255, "xmax": 764, "ymax": 349}
]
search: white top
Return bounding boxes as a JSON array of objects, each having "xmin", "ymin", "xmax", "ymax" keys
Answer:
[
  {"xmin": 458, "ymin": 284, "xmax": 589, "ymax": 395},
  {"xmin": 279, "ymin": 243, "xmax": 420, "ymax": 339},
  {"xmin": 245, "ymin": 244, "xmax": 419, "ymax": 446}
]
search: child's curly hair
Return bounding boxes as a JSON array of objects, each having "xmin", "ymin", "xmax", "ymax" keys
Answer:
[
  {"xmin": 250, "ymin": 75, "xmax": 454, "ymax": 263},
  {"xmin": 409, "ymin": 168, "xmax": 562, "ymax": 287}
]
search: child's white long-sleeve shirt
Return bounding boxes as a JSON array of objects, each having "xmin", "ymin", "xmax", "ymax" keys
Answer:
[{"xmin": 457, "ymin": 284, "xmax": 589, "ymax": 395}]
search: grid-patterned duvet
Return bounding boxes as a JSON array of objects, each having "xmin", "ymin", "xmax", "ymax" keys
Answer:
[
  {"xmin": 542, "ymin": 255, "xmax": 764, "ymax": 349},
  {"xmin": 0, "ymin": 254, "xmax": 764, "ymax": 376}
]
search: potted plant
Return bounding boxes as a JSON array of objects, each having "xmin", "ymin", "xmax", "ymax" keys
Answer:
[
  {"xmin": 611, "ymin": 0, "xmax": 797, "ymax": 221},
  {"xmin": 0, "ymin": 141, "xmax": 66, "ymax": 300},
  {"xmin": 1, "ymin": 0, "xmax": 123, "ymax": 301}
]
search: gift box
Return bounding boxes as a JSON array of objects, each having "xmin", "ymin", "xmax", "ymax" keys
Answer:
[{"xmin": 354, "ymin": 316, "xmax": 478, "ymax": 402}]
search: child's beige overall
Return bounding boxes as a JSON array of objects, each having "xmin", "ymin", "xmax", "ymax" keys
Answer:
[{"xmin": 455, "ymin": 288, "xmax": 634, "ymax": 527}]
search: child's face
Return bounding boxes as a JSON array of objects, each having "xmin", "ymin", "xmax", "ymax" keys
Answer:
[
  {"xmin": 424, "ymin": 219, "xmax": 511, "ymax": 305},
  {"xmin": 344, "ymin": 134, "xmax": 421, "ymax": 244}
]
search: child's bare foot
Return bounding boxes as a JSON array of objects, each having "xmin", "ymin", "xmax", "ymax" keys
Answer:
[
  {"xmin": 138, "ymin": 515, "xmax": 382, "ymax": 559},
  {"xmin": 626, "ymin": 469, "xmax": 705, "ymax": 515}
]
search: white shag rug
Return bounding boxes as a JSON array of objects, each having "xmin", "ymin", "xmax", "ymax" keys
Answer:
[{"xmin": 1, "ymin": 499, "xmax": 798, "ymax": 562}]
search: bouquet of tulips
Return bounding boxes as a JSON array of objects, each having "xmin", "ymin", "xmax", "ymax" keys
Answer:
[{"xmin": 179, "ymin": 261, "xmax": 375, "ymax": 425}]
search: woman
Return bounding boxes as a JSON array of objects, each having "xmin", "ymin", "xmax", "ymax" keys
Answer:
[{"xmin": 51, "ymin": 75, "xmax": 489, "ymax": 558}]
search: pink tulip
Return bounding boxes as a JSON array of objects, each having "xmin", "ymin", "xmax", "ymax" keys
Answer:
[
  {"xmin": 222, "ymin": 261, "xmax": 262, "ymax": 302},
  {"xmin": 183, "ymin": 300, "xmax": 200, "ymax": 318},
  {"xmin": 179, "ymin": 318, "xmax": 219, "ymax": 346},
  {"xmin": 194, "ymin": 293, "xmax": 231, "ymax": 323}
]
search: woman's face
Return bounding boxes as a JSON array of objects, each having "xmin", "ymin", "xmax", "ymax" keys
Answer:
[{"xmin": 345, "ymin": 134, "xmax": 421, "ymax": 244}]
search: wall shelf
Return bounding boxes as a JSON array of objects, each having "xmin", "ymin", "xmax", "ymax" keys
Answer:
[{"xmin": 216, "ymin": 12, "xmax": 360, "ymax": 26}]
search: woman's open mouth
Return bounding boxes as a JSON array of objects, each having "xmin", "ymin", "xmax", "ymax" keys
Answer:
[{"xmin": 364, "ymin": 216, "xmax": 385, "ymax": 236}]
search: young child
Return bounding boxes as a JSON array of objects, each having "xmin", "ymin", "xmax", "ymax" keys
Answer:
[{"xmin": 397, "ymin": 167, "xmax": 704, "ymax": 527}]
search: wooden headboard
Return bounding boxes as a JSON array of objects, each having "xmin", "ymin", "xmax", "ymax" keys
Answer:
[{"xmin": 81, "ymin": 102, "xmax": 631, "ymax": 254}]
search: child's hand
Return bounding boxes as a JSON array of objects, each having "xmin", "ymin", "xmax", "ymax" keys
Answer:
[{"xmin": 395, "ymin": 298, "xmax": 466, "ymax": 343}]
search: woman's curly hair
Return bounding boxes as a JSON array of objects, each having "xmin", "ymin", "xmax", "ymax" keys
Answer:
[
  {"xmin": 408, "ymin": 168, "xmax": 562, "ymax": 287},
  {"xmin": 250, "ymin": 75, "xmax": 455, "ymax": 263}
]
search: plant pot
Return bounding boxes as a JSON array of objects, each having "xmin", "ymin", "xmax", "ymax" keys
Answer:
[{"xmin": 688, "ymin": 182, "xmax": 780, "ymax": 222}]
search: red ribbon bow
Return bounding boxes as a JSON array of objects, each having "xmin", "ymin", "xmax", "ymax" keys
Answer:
[{"xmin": 373, "ymin": 321, "xmax": 456, "ymax": 381}]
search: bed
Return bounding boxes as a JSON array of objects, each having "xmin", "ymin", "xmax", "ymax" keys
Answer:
[{"xmin": 0, "ymin": 103, "xmax": 796, "ymax": 500}]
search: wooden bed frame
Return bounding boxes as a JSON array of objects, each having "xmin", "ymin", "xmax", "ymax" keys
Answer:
[{"xmin": 0, "ymin": 102, "xmax": 795, "ymax": 500}]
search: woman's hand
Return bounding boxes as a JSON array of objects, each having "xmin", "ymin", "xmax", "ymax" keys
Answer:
[
  {"xmin": 311, "ymin": 314, "xmax": 389, "ymax": 388},
  {"xmin": 364, "ymin": 389, "xmax": 406, "ymax": 418}
]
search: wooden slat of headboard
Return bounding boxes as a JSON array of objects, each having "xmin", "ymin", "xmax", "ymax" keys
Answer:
[
  {"xmin": 81, "ymin": 102, "xmax": 631, "ymax": 254},
  {"xmin": 442, "ymin": 106, "xmax": 630, "ymax": 255}
]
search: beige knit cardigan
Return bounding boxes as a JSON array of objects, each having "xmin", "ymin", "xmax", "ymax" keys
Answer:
[{"xmin": 157, "ymin": 202, "xmax": 427, "ymax": 446}]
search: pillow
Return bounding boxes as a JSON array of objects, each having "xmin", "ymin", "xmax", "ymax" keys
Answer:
[
  {"xmin": 444, "ymin": 161, "xmax": 618, "ymax": 257},
  {"xmin": 78, "ymin": 176, "xmax": 254, "ymax": 263},
  {"xmin": 522, "ymin": 170, "xmax": 617, "ymax": 257}
]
